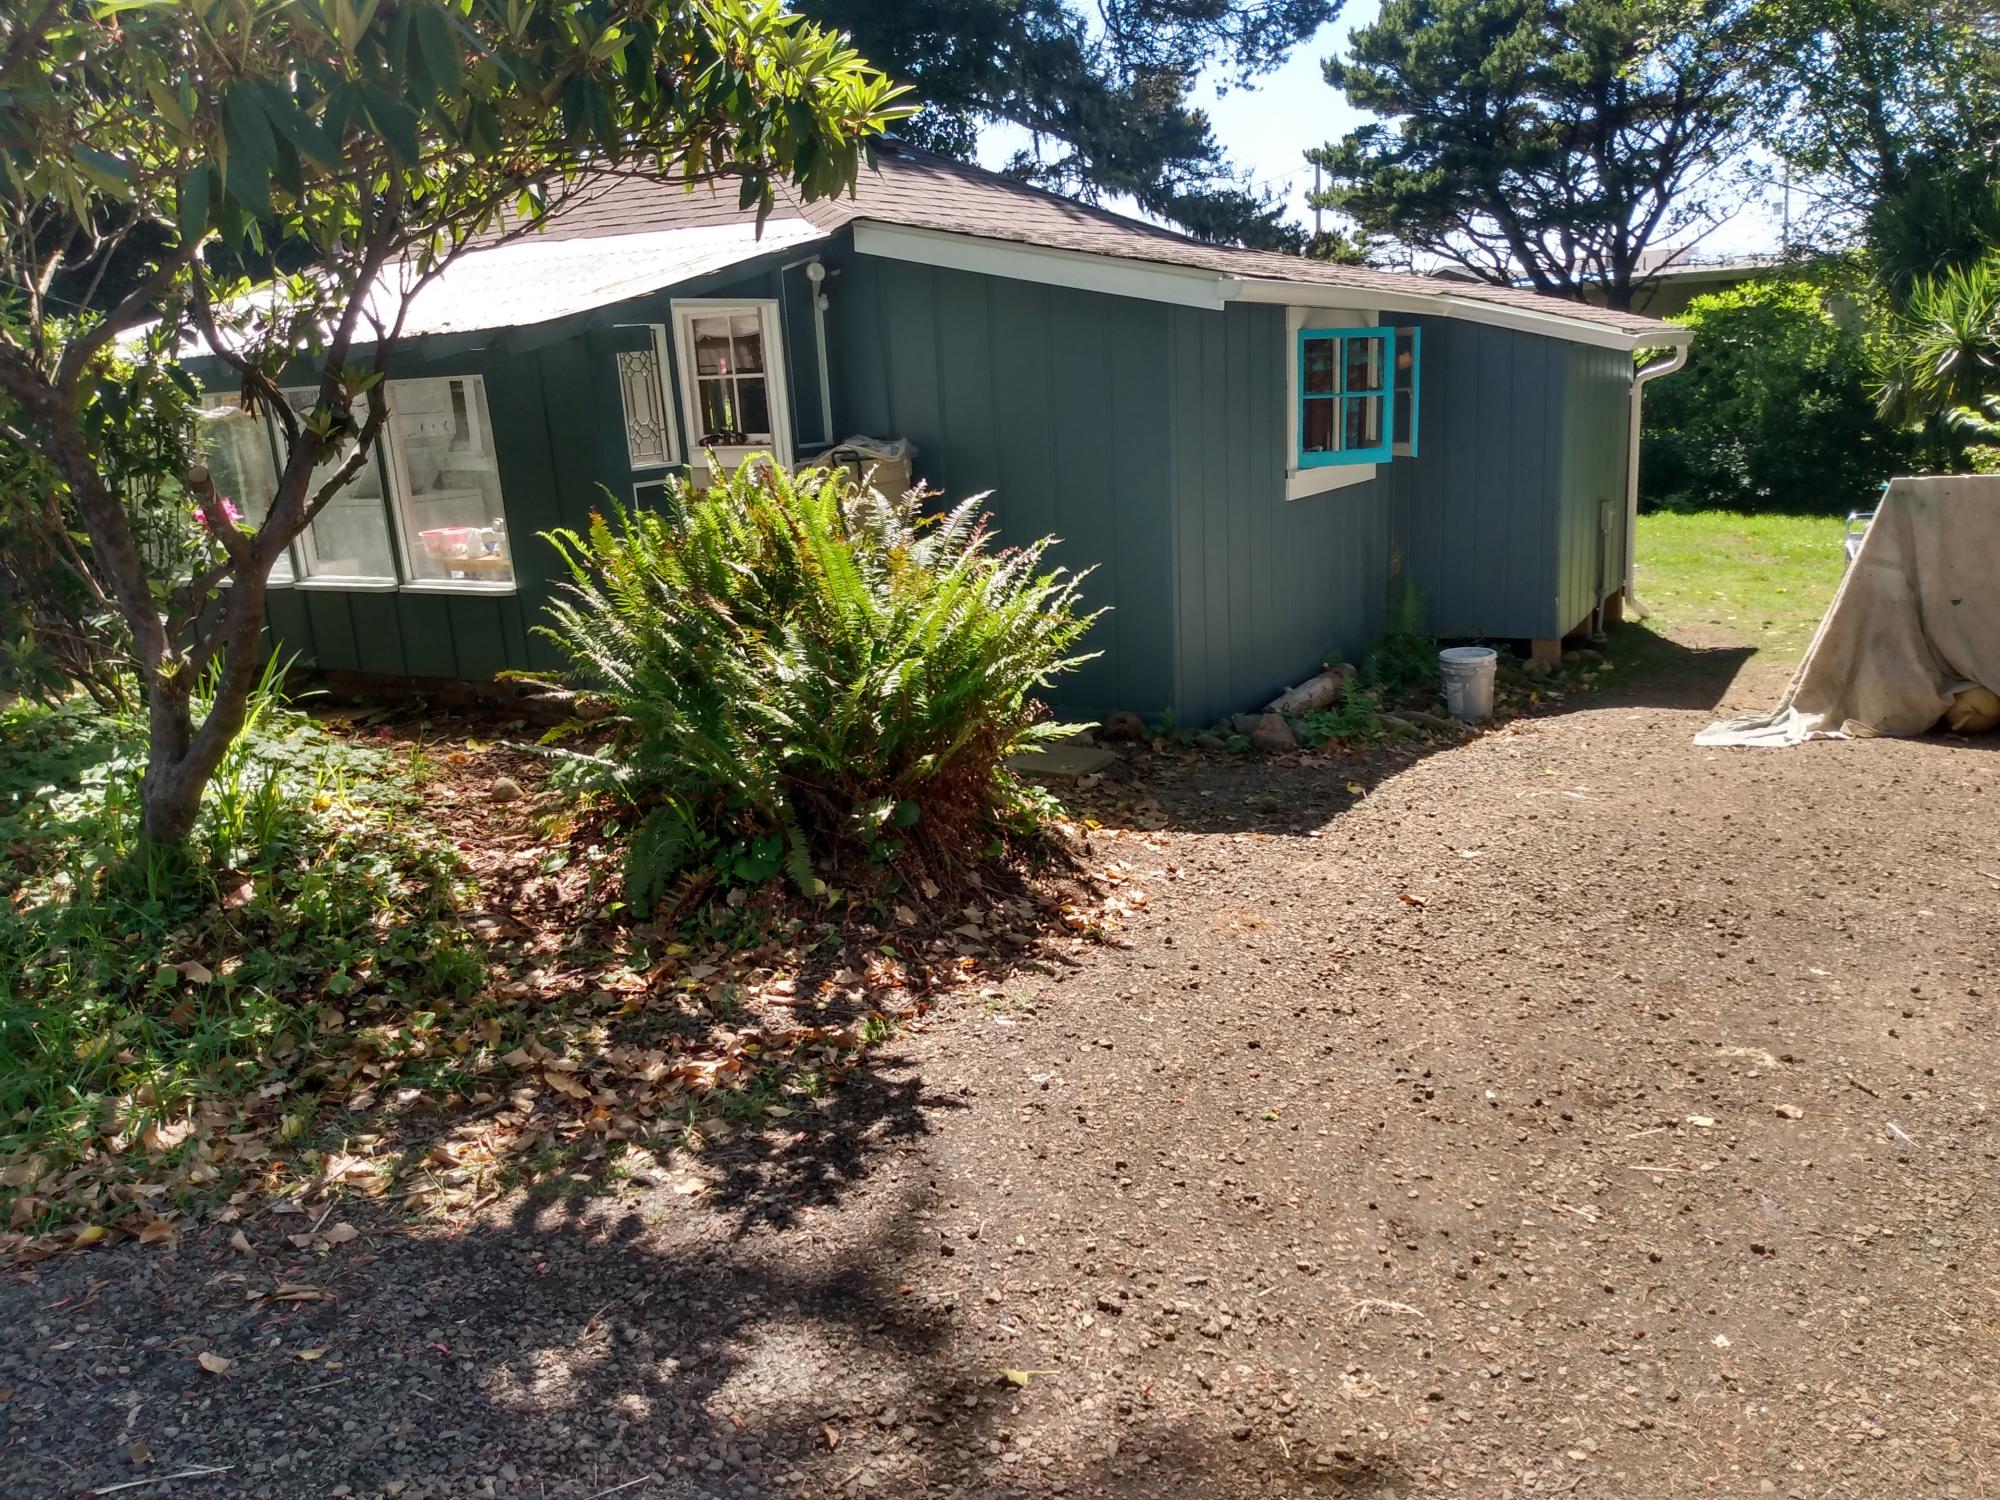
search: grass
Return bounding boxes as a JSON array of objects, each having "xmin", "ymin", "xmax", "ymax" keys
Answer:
[
  {"xmin": 1635, "ymin": 510, "xmax": 1850, "ymax": 664},
  {"xmin": 0, "ymin": 686, "xmax": 490, "ymax": 1235}
]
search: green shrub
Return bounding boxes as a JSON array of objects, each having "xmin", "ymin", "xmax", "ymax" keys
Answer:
[
  {"xmin": 1362, "ymin": 578, "xmax": 1439, "ymax": 703},
  {"xmin": 531, "ymin": 463, "xmax": 1100, "ymax": 904},
  {"xmin": 1641, "ymin": 278, "xmax": 1911, "ymax": 514},
  {"xmin": 1299, "ymin": 681, "xmax": 1382, "ymax": 747},
  {"xmin": 1880, "ymin": 254, "xmax": 2000, "ymax": 467}
]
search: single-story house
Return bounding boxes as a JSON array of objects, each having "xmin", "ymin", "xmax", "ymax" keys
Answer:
[{"xmin": 194, "ymin": 144, "xmax": 1688, "ymax": 725}]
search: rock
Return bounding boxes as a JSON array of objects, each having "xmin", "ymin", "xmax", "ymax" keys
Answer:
[
  {"xmin": 1563, "ymin": 646, "xmax": 1604, "ymax": 665},
  {"xmin": 1249, "ymin": 713, "xmax": 1296, "ymax": 752},
  {"xmin": 1265, "ymin": 670, "xmax": 1348, "ymax": 716},
  {"xmin": 1193, "ymin": 733, "xmax": 1227, "ymax": 751},
  {"xmin": 1228, "ymin": 713, "xmax": 1263, "ymax": 736},
  {"xmin": 1098, "ymin": 711, "xmax": 1148, "ymax": 743},
  {"xmin": 488, "ymin": 775, "xmax": 524, "ymax": 803},
  {"xmin": 1520, "ymin": 657, "xmax": 1552, "ymax": 677}
]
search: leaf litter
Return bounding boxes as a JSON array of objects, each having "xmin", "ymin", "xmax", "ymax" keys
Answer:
[{"xmin": 0, "ymin": 717, "xmax": 1119, "ymax": 1261}]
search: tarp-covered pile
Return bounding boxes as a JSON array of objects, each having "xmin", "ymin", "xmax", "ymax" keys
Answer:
[{"xmin": 1697, "ymin": 476, "xmax": 2000, "ymax": 747}]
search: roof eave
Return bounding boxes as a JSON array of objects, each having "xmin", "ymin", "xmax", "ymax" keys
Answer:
[
  {"xmin": 1227, "ymin": 276, "xmax": 1686, "ymax": 353},
  {"xmin": 853, "ymin": 220, "xmax": 1685, "ymax": 352}
]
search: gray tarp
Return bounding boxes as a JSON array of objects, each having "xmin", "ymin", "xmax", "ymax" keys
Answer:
[{"xmin": 1696, "ymin": 476, "xmax": 2000, "ymax": 747}]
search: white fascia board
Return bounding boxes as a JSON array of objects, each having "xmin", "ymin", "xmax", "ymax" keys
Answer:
[
  {"xmin": 1230, "ymin": 275, "xmax": 1687, "ymax": 353},
  {"xmin": 851, "ymin": 222, "xmax": 1230, "ymax": 311}
]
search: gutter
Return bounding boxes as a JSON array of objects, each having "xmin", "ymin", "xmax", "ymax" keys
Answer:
[{"xmin": 1621, "ymin": 343, "xmax": 1691, "ymax": 619}]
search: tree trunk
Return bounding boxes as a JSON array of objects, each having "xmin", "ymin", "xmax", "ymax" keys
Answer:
[
  {"xmin": 0, "ymin": 358, "xmax": 288, "ymax": 853},
  {"xmin": 139, "ymin": 673, "xmax": 203, "ymax": 846},
  {"xmin": 136, "ymin": 569, "xmax": 271, "ymax": 849}
]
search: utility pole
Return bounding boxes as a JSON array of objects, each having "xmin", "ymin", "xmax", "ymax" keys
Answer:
[{"xmin": 1313, "ymin": 161, "xmax": 1323, "ymax": 238}]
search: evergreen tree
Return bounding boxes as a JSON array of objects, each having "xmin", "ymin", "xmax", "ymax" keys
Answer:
[
  {"xmin": 800, "ymin": 0, "xmax": 1335, "ymax": 248},
  {"xmin": 1310, "ymin": 0, "xmax": 1752, "ymax": 308}
]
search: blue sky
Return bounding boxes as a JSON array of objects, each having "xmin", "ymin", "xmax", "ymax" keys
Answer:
[{"xmin": 985, "ymin": 10, "xmax": 1786, "ymax": 261}]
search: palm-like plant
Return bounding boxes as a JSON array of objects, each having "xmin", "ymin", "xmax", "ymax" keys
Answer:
[{"xmin": 1881, "ymin": 255, "xmax": 2000, "ymax": 438}]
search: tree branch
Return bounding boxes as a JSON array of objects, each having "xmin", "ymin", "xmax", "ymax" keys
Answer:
[{"xmin": 52, "ymin": 241, "xmax": 198, "ymax": 394}]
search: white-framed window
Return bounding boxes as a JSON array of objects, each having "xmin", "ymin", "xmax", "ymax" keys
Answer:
[
  {"xmin": 281, "ymin": 387, "xmax": 401, "ymax": 584},
  {"xmin": 382, "ymin": 376, "xmax": 513, "ymax": 588},
  {"xmin": 277, "ymin": 375, "xmax": 514, "ymax": 591},
  {"xmin": 615, "ymin": 324, "xmax": 680, "ymax": 470},
  {"xmin": 196, "ymin": 394, "xmax": 291, "ymax": 584},
  {"xmin": 670, "ymin": 299, "xmax": 792, "ymax": 471}
]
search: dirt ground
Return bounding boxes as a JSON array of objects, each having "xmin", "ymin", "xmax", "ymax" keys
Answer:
[{"xmin": 3, "ymin": 624, "xmax": 1997, "ymax": 1500}]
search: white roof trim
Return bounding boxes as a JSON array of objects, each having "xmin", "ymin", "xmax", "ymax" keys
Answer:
[
  {"xmin": 1231, "ymin": 276, "xmax": 1688, "ymax": 352},
  {"xmin": 853, "ymin": 219, "xmax": 1684, "ymax": 351},
  {"xmin": 852, "ymin": 221, "xmax": 1230, "ymax": 311}
]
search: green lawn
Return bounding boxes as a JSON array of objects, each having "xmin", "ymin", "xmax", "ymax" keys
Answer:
[{"xmin": 1634, "ymin": 510, "xmax": 1851, "ymax": 664}]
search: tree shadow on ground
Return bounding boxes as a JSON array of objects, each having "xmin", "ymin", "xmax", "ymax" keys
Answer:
[
  {"xmin": 1595, "ymin": 621, "xmax": 1760, "ymax": 711},
  {"xmin": 0, "ymin": 1038, "xmax": 1416, "ymax": 1499}
]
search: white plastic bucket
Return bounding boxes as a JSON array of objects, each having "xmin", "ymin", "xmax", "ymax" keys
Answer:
[{"xmin": 1439, "ymin": 646, "xmax": 1498, "ymax": 721}]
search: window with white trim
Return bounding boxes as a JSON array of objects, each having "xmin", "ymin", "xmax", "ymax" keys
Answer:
[
  {"xmin": 615, "ymin": 325, "xmax": 679, "ymax": 470},
  {"xmin": 197, "ymin": 394, "xmax": 291, "ymax": 583},
  {"xmin": 279, "ymin": 375, "xmax": 514, "ymax": 589},
  {"xmin": 671, "ymin": 300, "xmax": 792, "ymax": 469}
]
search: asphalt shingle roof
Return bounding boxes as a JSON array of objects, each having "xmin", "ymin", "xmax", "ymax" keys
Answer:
[{"xmin": 531, "ymin": 144, "xmax": 1677, "ymax": 342}]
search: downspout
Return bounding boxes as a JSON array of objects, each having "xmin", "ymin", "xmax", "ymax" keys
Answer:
[{"xmin": 1621, "ymin": 341, "xmax": 1689, "ymax": 620}]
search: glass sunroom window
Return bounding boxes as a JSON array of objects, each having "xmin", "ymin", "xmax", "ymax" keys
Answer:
[
  {"xmin": 1299, "ymin": 327, "xmax": 1391, "ymax": 467},
  {"xmin": 197, "ymin": 395, "xmax": 291, "ymax": 583},
  {"xmin": 281, "ymin": 388, "xmax": 398, "ymax": 583},
  {"xmin": 385, "ymin": 376, "xmax": 513, "ymax": 586}
]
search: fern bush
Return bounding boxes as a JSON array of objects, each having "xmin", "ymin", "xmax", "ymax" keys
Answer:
[{"xmin": 531, "ymin": 462, "xmax": 1099, "ymax": 905}]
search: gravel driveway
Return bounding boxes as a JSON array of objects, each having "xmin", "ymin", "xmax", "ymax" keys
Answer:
[{"xmin": 3, "ymin": 627, "xmax": 1995, "ymax": 1500}]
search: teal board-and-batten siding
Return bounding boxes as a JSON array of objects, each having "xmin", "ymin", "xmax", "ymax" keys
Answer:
[
  {"xmin": 826, "ymin": 255, "xmax": 1178, "ymax": 719},
  {"xmin": 1381, "ymin": 317, "xmax": 1632, "ymax": 643},
  {"xmin": 1166, "ymin": 301, "xmax": 1391, "ymax": 728},
  {"xmin": 248, "ymin": 234, "xmax": 1635, "ymax": 729},
  {"xmin": 1556, "ymin": 342, "xmax": 1636, "ymax": 633}
]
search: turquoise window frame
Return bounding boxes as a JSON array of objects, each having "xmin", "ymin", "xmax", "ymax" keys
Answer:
[
  {"xmin": 1298, "ymin": 327, "xmax": 1392, "ymax": 468},
  {"xmin": 1396, "ymin": 325, "xmax": 1422, "ymax": 459}
]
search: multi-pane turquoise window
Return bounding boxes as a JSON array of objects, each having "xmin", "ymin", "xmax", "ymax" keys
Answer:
[{"xmin": 1299, "ymin": 327, "xmax": 1389, "ymax": 467}]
